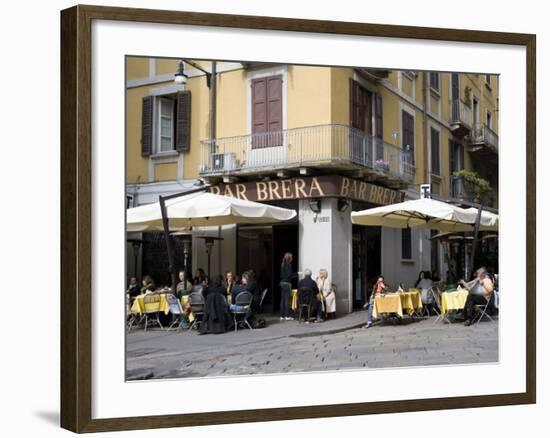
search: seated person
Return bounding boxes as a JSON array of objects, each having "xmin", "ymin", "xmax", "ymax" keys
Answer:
[
  {"xmin": 417, "ymin": 270, "xmax": 434, "ymax": 304},
  {"xmin": 176, "ymin": 270, "xmax": 193, "ymax": 299},
  {"xmin": 459, "ymin": 267, "xmax": 495, "ymax": 326},
  {"xmin": 203, "ymin": 275, "xmax": 226, "ymax": 299},
  {"xmin": 224, "ymin": 271, "xmax": 237, "ymax": 303},
  {"xmin": 140, "ymin": 275, "xmax": 155, "ymax": 294},
  {"xmin": 126, "ymin": 276, "xmax": 141, "ymax": 304},
  {"xmin": 192, "ymin": 268, "xmax": 207, "ymax": 286},
  {"xmin": 297, "ymin": 269, "xmax": 323, "ymax": 322},
  {"xmin": 365, "ymin": 275, "xmax": 388, "ymax": 328}
]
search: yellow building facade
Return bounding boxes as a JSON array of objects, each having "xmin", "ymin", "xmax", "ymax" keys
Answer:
[{"xmin": 126, "ymin": 57, "xmax": 499, "ymax": 313}]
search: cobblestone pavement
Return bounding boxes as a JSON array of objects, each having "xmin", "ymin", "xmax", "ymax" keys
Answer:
[{"xmin": 126, "ymin": 313, "xmax": 498, "ymax": 380}]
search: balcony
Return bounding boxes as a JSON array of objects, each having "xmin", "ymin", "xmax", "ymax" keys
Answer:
[
  {"xmin": 450, "ymin": 99, "xmax": 472, "ymax": 137},
  {"xmin": 469, "ymin": 123, "xmax": 498, "ymax": 154},
  {"xmin": 199, "ymin": 124, "xmax": 415, "ymax": 185},
  {"xmin": 451, "ymin": 175, "xmax": 496, "ymax": 207}
]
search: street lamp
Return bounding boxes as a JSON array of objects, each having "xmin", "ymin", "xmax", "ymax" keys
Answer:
[{"xmin": 174, "ymin": 60, "xmax": 188, "ymax": 85}]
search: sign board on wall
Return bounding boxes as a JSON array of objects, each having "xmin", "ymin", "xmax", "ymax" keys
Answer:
[{"xmin": 210, "ymin": 175, "xmax": 404, "ymax": 206}]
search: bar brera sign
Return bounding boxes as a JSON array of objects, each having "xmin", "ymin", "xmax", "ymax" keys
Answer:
[{"xmin": 210, "ymin": 175, "xmax": 404, "ymax": 206}]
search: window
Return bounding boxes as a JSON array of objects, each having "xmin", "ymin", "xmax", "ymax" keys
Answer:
[
  {"xmin": 158, "ymin": 97, "xmax": 174, "ymax": 152},
  {"xmin": 140, "ymin": 91, "xmax": 191, "ymax": 157},
  {"xmin": 430, "ymin": 127, "xmax": 440, "ymax": 175},
  {"xmin": 487, "ymin": 111, "xmax": 492, "ymax": 129},
  {"xmin": 401, "ymin": 228, "xmax": 412, "ymax": 260},
  {"xmin": 485, "ymin": 74, "xmax": 491, "ymax": 87},
  {"xmin": 429, "ymin": 72, "xmax": 440, "ymax": 92},
  {"xmin": 401, "ymin": 110, "xmax": 415, "ymax": 164}
]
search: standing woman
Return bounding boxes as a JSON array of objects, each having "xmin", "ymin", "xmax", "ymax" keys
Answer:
[
  {"xmin": 316, "ymin": 269, "xmax": 336, "ymax": 319},
  {"xmin": 279, "ymin": 253, "xmax": 297, "ymax": 321}
]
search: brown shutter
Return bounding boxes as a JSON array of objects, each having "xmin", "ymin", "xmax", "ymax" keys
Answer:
[
  {"xmin": 175, "ymin": 91, "xmax": 191, "ymax": 152},
  {"xmin": 401, "ymin": 110, "xmax": 415, "ymax": 164},
  {"xmin": 252, "ymin": 75, "xmax": 282, "ymax": 148},
  {"xmin": 141, "ymin": 96, "xmax": 154, "ymax": 157},
  {"xmin": 267, "ymin": 75, "xmax": 283, "ymax": 146},
  {"xmin": 374, "ymin": 93, "xmax": 383, "ymax": 139}
]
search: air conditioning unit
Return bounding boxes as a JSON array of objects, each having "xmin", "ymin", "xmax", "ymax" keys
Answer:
[{"xmin": 211, "ymin": 152, "xmax": 237, "ymax": 171}]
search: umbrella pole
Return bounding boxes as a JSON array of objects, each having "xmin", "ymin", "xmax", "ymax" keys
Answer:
[
  {"xmin": 469, "ymin": 205, "xmax": 484, "ymax": 279},
  {"xmin": 159, "ymin": 195, "xmax": 177, "ymax": 296}
]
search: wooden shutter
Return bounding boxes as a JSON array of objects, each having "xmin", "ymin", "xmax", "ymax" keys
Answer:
[
  {"xmin": 252, "ymin": 75, "xmax": 282, "ymax": 148},
  {"xmin": 252, "ymin": 77, "xmax": 267, "ymax": 148},
  {"xmin": 431, "ymin": 128, "xmax": 440, "ymax": 175},
  {"xmin": 374, "ymin": 93, "xmax": 383, "ymax": 139},
  {"xmin": 401, "ymin": 110, "xmax": 415, "ymax": 163},
  {"xmin": 141, "ymin": 96, "xmax": 154, "ymax": 157},
  {"xmin": 175, "ymin": 91, "xmax": 191, "ymax": 152},
  {"xmin": 350, "ymin": 79, "xmax": 364, "ymax": 131}
]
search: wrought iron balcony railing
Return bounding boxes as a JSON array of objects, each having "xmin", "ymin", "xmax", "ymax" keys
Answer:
[
  {"xmin": 199, "ymin": 124, "xmax": 415, "ymax": 183},
  {"xmin": 450, "ymin": 99, "xmax": 473, "ymax": 129},
  {"xmin": 470, "ymin": 123, "xmax": 499, "ymax": 153}
]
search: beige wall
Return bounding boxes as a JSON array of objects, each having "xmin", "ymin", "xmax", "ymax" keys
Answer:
[{"xmin": 126, "ymin": 57, "xmax": 499, "ymax": 198}]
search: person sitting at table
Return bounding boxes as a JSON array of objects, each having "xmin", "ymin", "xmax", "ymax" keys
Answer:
[
  {"xmin": 365, "ymin": 275, "xmax": 388, "ymax": 328},
  {"xmin": 140, "ymin": 275, "xmax": 155, "ymax": 294},
  {"xmin": 224, "ymin": 271, "xmax": 236, "ymax": 303},
  {"xmin": 203, "ymin": 275, "xmax": 226, "ymax": 298},
  {"xmin": 297, "ymin": 269, "xmax": 323, "ymax": 323},
  {"xmin": 414, "ymin": 270, "xmax": 425, "ymax": 289},
  {"xmin": 176, "ymin": 270, "xmax": 193, "ymax": 299},
  {"xmin": 231, "ymin": 271, "xmax": 253, "ymax": 303},
  {"xmin": 417, "ymin": 270, "xmax": 434, "ymax": 305},
  {"xmin": 316, "ymin": 268, "xmax": 336, "ymax": 319},
  {"xmin": 126, "ymin": 277, "xmax": 141, "ymax": 304},
  {"xmin": 193, "ymin": 268, "xmax": 207, "ymax": 286},
  {"xmin": 459, "ymin": 267, "xmax": 495, "ymax": 326}
]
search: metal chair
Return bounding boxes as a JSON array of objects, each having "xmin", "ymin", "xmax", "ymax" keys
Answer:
[
  {"xmin": 297, "ymin": 287, "xmax": 314, "ymax": 322},
  {"xmin": 166, "ymin": 294, "xmax": 187, "ymax": 331},
  {"xmin": 231, "ymin": 291, "xmax": 254, "ymax": 332},
  {"xmin": 143, "ymin": 293, "xmax": 164, "ymax": 331},
  {"xmin": 188, "ymin": 292, "xmax": 205, "ymax": 331},
  {"xmin": 474, "ymin": 291, "xmax": 498, "ymax": 325},
  {"xmin": 258, "ymin": 288, "xmax": 268, "ymax": 313}
]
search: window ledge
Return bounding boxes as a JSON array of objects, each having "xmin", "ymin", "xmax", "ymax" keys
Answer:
[
  {"xmin": 430, "ymin": 87, "xmax": 441, "ymax": 98},
  {"xmin": 151, "ymin": 151, "xmax": 179, "ymax": 161},
  {"xmin": 400, "ymin": 259, "xmax": 415, "ymax": 264}
]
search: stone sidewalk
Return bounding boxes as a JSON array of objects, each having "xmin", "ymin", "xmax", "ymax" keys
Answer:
[{"xmin": 126, "ymin": 312, "xmax": 498, "ymax": 380}]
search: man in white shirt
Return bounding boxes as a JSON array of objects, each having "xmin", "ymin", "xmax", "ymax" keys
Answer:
[{"xmin": 459, "ymin": 267, "xmax": 494, "ymax": 326}]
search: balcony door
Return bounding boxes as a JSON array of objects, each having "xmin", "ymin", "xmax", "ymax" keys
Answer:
[
  {"xmin": 401, "ymin": 110, "xmax": 415, "ymax": 174},
  {"xmin": 350, "ymin": 79, "xmax": 373, "ymax": 163},
  {"xmin": 451, "ymin": 73, "xmax": 460, "ymax": 120}
]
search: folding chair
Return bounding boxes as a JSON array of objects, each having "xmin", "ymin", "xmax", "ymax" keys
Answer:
[
  {"xmin": 166, "ymin": 294, "xmax": 187, "ymax": 331},
  {"xmin": 143, "ymin": 293, "xmax": 164, "ymax": 331},
  {"xmin": 474, "ymin": 292, "xmax": 497, "ymax": 325},
  {"xmin": 258, "ymin": 288, "xmax": 268, "ymax": 313},
  {"xmin": 231, "ymin": 291, "xmax": 254, "ymax": 332},
  {"xmin": 188, "ymin": 292, "xmax": 205, "ymax": 331}
]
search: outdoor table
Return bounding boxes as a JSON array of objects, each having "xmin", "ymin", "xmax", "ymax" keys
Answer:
[
  {"xmin": 439, "ymin": 289, "xmax": 469, "ymax": 322},
  {"xmin": 130, "ymin": 293, "xmax": 170, "ymax": 316},
  {"xmin": 372, "ymin": 291, "xmax": 422, "ymax": 320}
]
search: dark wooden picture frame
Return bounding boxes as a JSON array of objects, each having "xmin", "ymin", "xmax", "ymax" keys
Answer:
[{"xmin": 60, "ymin": 4, "xmax": 536, "ymax": 433}]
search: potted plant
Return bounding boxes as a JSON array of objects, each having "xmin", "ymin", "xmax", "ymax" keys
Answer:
[{"xmin": 452, "ymin": 170, "xmax": 492, "ymax": 204}]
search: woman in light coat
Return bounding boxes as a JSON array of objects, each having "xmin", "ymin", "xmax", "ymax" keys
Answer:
[{"xmin": 316, "ymin": 269, "xmax": 336, "ymax": 319}]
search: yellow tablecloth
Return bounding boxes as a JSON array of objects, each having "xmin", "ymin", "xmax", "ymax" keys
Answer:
[
  {"xmin": 372, "ymin": 291, "xmax": 422, "ymax": 319},
  {"xmin": 440, "ymin": 290, "xmax": 469, "ymax": 315},
  {"xmin": 130, "ymin": 293, "xmax": 170, "ymax": 315},
  {"xmin": 180, "ymin": 295, "xmax": 195, "ymax": 322},
  {"xmin": 291, "ymin": 289, "xmax": 298, "ymax": 311}
]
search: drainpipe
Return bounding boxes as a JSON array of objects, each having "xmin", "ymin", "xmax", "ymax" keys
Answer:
[
  {"xmin": 209, "ymin": 61, "xmax": 222, "ymax": 277},
  {"xmin": 422, "ymin": 72, "xmax": 432, "ymax": 273}
]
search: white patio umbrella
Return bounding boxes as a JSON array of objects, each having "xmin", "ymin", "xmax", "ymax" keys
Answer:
[
  {"xmin": 127, "ymin": 191, "xmax": 296, "ymax": 232},
  {"xmin": 464, "ymin": 207, "xmax": 499, "ymax": 231},
  {"xmin": 351, "ymin": 198, "xmax": 494, "ymax": 232}
]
